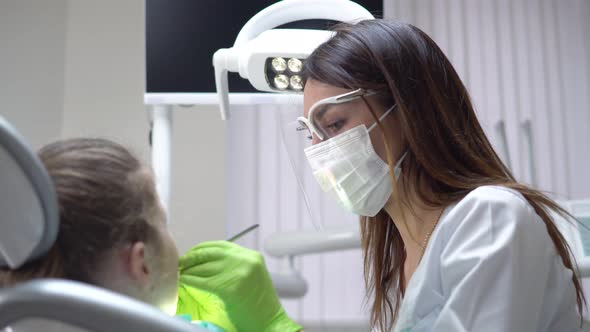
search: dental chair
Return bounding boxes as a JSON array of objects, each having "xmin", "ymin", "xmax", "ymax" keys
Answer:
[
  {"xmin": 0, "ymin": 116, "xmax": 204, "ymax": 332},
  {"xmin": 551, "ymin": 201, "xmax": 590, "ymax": 330},
  {"xmin": 0, "ymin": 279, "xmax": 203, "ymax": 332},
  {"xmin": 553, "ymin": 200, "xmax": 590, "ymax": 277}
]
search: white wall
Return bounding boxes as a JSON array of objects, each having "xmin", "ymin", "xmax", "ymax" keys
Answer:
[
  {"xmin": 169, "ymin": 105, "xmax": 226, "ymax": 254},
  {"xmin": 60, "ymin": 0, "xmax": 226, "ymax": 254},
  {"xmin": 0, "ymin": 0, "xmax": 67, "ymax": 149},
  {"xmin": 0, "ymin": 0, "xmax": 226, "ymax": 254},
  {"xmin": 61, "ymin": 1, "xmax": 148, "ymax": 154}
]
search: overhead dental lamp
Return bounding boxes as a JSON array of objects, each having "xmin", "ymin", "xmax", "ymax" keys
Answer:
[{"xmin": 213, "ymin": 0, "xmax": 375, "ymax": 119}]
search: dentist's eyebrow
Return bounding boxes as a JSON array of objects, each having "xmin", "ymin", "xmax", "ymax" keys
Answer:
[{"xmin": 313, "ymin": 104, "xmax": 336, "ymax": 122}]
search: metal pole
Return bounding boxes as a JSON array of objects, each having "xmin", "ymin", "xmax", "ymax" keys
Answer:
[{"xmin": 150, "ymin": 104, "xmax": 173, "ymax": 220}]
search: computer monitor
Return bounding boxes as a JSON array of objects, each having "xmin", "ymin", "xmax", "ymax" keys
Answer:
[{"xmin": 145, "ymin": 0, "xmax": 383, "ymax": 103}]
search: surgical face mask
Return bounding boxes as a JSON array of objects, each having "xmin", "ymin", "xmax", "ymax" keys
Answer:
[{"xmin": 304, "ymin": 106, "xmax": 406, "ymax": 217}]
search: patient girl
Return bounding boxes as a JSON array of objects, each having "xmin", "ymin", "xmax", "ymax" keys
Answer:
[
  {"xmin": 0, "ymin": 138, "xmax": 179, "ymax": 314},
  {"xmin": 0, "ymin": 138, "xmax": 235, "ymax": 331}
]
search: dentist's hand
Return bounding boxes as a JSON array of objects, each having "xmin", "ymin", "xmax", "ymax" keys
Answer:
[
  {"xmin": 179, "ymin": 241, "xmax": 302, "ymax": 332},
  {"xmin": 176, "ymin": 284, "xmax": 237, "ymax": 332}
]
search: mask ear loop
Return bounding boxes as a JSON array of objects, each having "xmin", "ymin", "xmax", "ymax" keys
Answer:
[
  {"xmin": 361, "ymin": 96, "xmax": 420, "ymax": 247},
  {"xmin": 368, "ymin": 105, "xmax": 396, "ymax": 132}
]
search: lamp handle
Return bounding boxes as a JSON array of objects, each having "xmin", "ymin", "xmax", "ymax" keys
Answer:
[
  {"xmin": 521, "ymin": 119, "xmax": 537, "ymax": 186},
  {"xmin": 494, "ymin": 119, "xmax": 512, "ymax": 171},
  {"xmin": 235, "ymin": 0, "xmax": 374, "ymax": 47}
]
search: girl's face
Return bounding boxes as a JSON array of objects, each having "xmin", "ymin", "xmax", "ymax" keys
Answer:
[
  {"xmin": 145, "ymin": 201, "xmax": 180, "ymax": 316},
  {"xmin": 101, "ymin": 174, "xmax": 180, "ymax": 316}
]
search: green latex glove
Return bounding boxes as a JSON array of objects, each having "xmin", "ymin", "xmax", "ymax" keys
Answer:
[
  {"xmin": 179, "ymin": 241, "xmax": 302, "ymax": 332},
  {"xmin": 176, "ymin": 283, "xmax": 237, "ymax": 332}
]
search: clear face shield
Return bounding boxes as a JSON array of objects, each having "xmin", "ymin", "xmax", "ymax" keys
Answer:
[{"xmin": 279, "ymin": 88, "xmax": 392, "ymax": 229}]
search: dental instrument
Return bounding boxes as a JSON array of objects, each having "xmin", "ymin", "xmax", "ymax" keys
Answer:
[{"xmin": 227, "ymin": 224, "xmax": 259, "ymax": 242}]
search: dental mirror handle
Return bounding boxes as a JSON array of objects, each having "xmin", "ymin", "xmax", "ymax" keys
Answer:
[{"xmin": 227, "ymin": 224, "xmax": 260, "ymax": 242}]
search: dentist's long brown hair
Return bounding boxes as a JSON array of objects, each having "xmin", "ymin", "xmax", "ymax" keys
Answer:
[{"xmin": 302, "ymin": 20, "xmax": 585, "ymax": 331}]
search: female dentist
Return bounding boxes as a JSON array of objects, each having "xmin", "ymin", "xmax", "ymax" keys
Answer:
[{"xmin": 179, "ymin": 20, "xmax": 585, "ymax": 332}]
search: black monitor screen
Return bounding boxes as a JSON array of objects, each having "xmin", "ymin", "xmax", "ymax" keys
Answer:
[{"xmin": 146, "ymin": 0, "xmax": 383, "ymax": 93}]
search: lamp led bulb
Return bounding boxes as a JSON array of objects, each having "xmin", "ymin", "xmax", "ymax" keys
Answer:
[
  {"xmin": 271, "ymin": 57, "xmax": 287, "ymax": 72},
  {"xmin": 274, "ymin": 74, "xmax": 290, "ymax": 90},
  {"xmin": 290, "ymin": 75, "xmax": 303, "ymax": 90},
  {"xmin": 288, "ymin": 58, "xmax": 303, "ymax": 73}
]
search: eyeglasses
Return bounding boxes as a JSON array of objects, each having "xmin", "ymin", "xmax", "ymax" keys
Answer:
[{"xmin": 297, "ymin": 88, "xmax": 377, "ymax": 141}]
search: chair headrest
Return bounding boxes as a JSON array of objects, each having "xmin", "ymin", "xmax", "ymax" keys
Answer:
[
  {"xmin": 0, "ymin": 116, "xmax": 59, "ymax": 269},
  {"xmin": 0, "ymin": 279, "xmax": 205, "ymax": 331}
]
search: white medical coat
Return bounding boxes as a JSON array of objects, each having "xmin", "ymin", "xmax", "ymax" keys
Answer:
[{"xmin": 392, "ymin": 185, "xmax": 582, "ymax": 332}]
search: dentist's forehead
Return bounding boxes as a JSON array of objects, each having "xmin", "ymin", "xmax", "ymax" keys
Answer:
[{"xmin": 303, "ymin": 80, "xmax": 354, "ymax": 118}]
